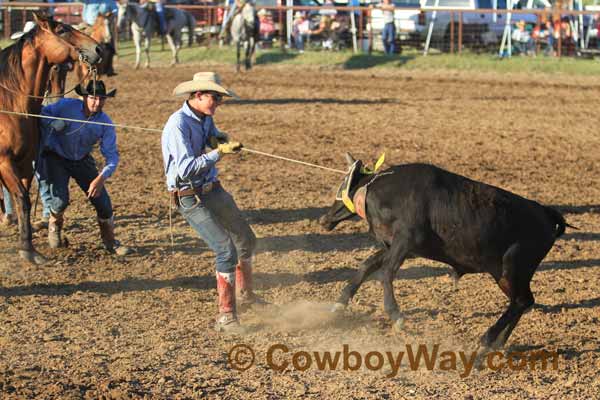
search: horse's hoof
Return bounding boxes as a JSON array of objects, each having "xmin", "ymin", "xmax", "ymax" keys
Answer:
[
  {"xmin": 392, "ymin": 318, "xmax": 405, "ymax": 333},
  {"xmin": 330, "ymin": 302, "xmax": 346, "ymax": 313},
  {"xmin": 18, "ymin": 250, "xmax": 47, "ymax": 265},
  {"xmin": 134, "ymin": 64, "xmax": 140, "ymax": 70}
]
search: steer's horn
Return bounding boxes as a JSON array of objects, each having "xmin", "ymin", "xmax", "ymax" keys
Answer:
[{"xmin": 345, "ymin": 152, "xmax": 356, "ymax": 166}]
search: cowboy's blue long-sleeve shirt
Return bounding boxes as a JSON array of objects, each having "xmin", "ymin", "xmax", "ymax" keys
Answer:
[
  {"xmin": 161, "ymin": 101, "xmax": 221, "ymax": 191},
  {"xmin": 41, "ymin": 98, "xmax": 119, "ymax": 179}
]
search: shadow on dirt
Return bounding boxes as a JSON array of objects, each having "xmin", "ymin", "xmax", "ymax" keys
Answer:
[
  {"xmin": 560, "ymin": 232, "xmax": 600, "ymax": 242},
  {"xmin": 256, "ymin": 52, "xmax": 299, "ymax": 65},
  {"xmin": 256, "ymin": 232, "xmax": 373, "ymax": 253},
  {"xmin": 229, "ymin": 98, "xmax": 405, "ymax": 106},
  {"xmin": 342, "ymin": 54, "xmax": 415, "ymax": 69},
  {"xmin": 244, "ymin": 207, "xmax": 329, "ymax": 225},
  {"xmin": 538, "ymin": 258, "xmax": 600, "ymax": 271}
]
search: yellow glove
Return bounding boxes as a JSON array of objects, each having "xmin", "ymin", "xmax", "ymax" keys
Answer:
[
  {"xmin": 208, "ymin": 132, "xmax": 230, "ymax": 149},
  {"xmin": 218, "ymin": 141, "xmax": 243, "ymax": 155}
]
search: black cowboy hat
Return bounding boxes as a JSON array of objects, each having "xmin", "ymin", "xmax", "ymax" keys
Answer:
[{"xmin": 75, "ymin": 80, "xmax": 117, "ymax": 98}]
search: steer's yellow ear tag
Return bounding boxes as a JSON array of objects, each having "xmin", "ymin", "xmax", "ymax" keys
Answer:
[
  {"xmin": 374, "ymin": 153, "xmax": 385, "ymax": 172},
  {"xmin": 342, "ymin": 196, "xmax": 356, "ymax": 213}
]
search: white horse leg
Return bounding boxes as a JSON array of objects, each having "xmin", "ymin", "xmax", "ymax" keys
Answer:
[
  {"xmin": 166, "ymin": 34, "xmax": 178, "ymax": 65},
  {"xmin": 132, "ymin": 27, "xmax": 142, "ymax": 69}
]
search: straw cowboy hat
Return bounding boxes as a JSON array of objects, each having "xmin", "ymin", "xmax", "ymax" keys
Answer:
[
  {"xmin": 11, "ymin": 21, "xmax": 36, "ymax": 40},
  {"xmin": 75, "ymin": 80, "xmax": 117, "ymax": 98},
  {"xmin": 172, "ymin": 72, "xmax": 238, "ymax": 98}
]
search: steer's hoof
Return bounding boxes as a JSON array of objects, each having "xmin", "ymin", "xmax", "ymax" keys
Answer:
[
  {"xmin": 18, "ymin": 250, "xmax": 47, "ymax": 265},
  {"xmin": 392, "ymin": 318, "xmax": 405, "ymax": 333},
  {"xmin": 330, "ymin": 303, "xmax": 346, "ymax": 313}
]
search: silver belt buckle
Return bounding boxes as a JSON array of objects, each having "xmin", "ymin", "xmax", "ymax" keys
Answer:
[{"xmin": 201, "ymin": 182, "xmax": 213, "ymax": 194}]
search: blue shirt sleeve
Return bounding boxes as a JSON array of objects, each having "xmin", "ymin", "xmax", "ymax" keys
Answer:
[
  {"xmin": 167, "ymin": 119, "xmax": 220, "ymax": 183},
  {"xmin": 99, "ymin": 122, "xmax": 119, "ymax": 179}
]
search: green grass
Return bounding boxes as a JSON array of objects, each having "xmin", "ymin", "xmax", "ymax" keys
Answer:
[
  {"xmin": 2, "ymin": 38, "xmax": 599, "ymax": 76},
  {"xmin": 114, "ymin": 40, "xmax": 600, "ymax": 75}
]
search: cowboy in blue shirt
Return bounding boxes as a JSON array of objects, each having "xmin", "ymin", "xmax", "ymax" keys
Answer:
[
  {"xmin": 162, "ymin": 72, "xmax": 265, "ymax": 333},
  {"xmin": 40, "ymin": 80, "xmax": 131, "ymax": 256}
]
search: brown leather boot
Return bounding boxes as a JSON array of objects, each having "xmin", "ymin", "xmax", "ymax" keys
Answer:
[
  {"xmin": 236, "ymin": 259, "xmax": 268, "ymax": 310},
  {"xmin": 215, "ymin": 271, "xmax": 245, "ymax": 334},
  {"xmin": 48, "ymin": 211, "xmax": 65, "ymax": 248},
  {"xmin": 98, "ymin": 216, "xmax": 132, "ymax": 256}
]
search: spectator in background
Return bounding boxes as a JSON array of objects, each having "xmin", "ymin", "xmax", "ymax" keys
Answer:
[
  {"xmin": 310, "ymin": 14, "xmax": 333, "ymax": 50},
  {"xmin": 512, "ymin": 20, "xmax": 534, "ymax": 55},
  {"xmin": 257, "ymin": 8, "xmax": 275, "ymax": 47},
  {"xmin": 532, "ymin": 14, "xmax": 554, "ymax": 56},
  {"xmin": 82, "ymin": 0, "xmax": 118, "ymax": 26},
  {"xmin": 292, "ymin": 11, "xmax": 310, "ymax": 52},
  {"xmin": 377, "ymin": 0, "xmax": 396, "ymax": 55}
]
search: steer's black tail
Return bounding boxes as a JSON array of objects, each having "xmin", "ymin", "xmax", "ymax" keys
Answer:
[{"xmin": 544, "ymin": 206, "xmax": 578, "ymax": 238}]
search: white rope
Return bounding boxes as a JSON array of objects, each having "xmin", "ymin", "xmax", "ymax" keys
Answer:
[
  {"xmin": 0, "ymin": 109, "xmax": 162, "ymax": 133},
  {"xmin": 0, "ymin": 109, "xmax": 347, "ymax": 175},
  {"xmin": 241, "ymin": 148, "xmax": 346, "ymax": 174}
]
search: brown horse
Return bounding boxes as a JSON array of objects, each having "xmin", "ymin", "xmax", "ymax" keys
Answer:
[
  {"xmin": 0, "ymin": 13, "xmax": 101, "ymax": 264},
  {"xmin": 76, "ymin": 12, "xmax": 116, "ymax": 81}
]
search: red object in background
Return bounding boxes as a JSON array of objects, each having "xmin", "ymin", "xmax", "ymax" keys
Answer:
[{"xmin": 217, "ymin": 7, "xmax": 224, "ymax": 23}]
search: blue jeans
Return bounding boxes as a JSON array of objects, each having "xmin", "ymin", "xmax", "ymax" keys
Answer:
[
  {"xmin": 382, "ymin": 22, "xmax": 396, "ymax": 55},
  {"xmin": 178, "ymin": 184, "xmax": 256, "ymax": 273},
  {"xmin": 294, "ymin": 33, "xmax": 307, "ymax": 51},
  {"xmin": 2, "ymin": 179, "xmax": 51, "ymax": 218},
  {"xmin": 156, "ymin": 7, "xmax": 167, "ymax": 34},
  {"xmin": 44, "ymin": 152, "xmax": 113, "ymax": 219}
]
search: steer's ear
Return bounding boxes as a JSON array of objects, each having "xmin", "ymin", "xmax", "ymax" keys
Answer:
[{"xmin": 345, "ymin": 152, "xmax": 356, "ymax": 166}]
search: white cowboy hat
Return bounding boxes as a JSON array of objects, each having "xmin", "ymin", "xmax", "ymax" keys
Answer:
[
  {"xmin": 172, "ymin": 72, "xmax": 238, "ymax": 98},
  {"xmin": 10, "ymin": 21, "xmax": 36, "ymax": 40},
  {"xmin": 294, "ymin": 11, "xmax": 305, "ymax": 19},
  {"xmin": 257, "ymin": 8, "xmax": 269, "ymax": 16}
]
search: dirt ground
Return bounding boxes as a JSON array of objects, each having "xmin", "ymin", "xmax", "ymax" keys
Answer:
[{"xmin": 0, "ymin": 62, "xmax": 599, "ymax": 399}]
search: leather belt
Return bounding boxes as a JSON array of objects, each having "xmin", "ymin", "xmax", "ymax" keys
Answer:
[{"xmin": 172, "ymin": 181, "xmax": 219, "ymax": 197}]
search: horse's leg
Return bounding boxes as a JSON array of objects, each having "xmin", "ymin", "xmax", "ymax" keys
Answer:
[
  {"xmin": 0, "ymin": 158, "xmax": 46, "ymax": 264},
  {"xmin": 166, "ymin": 34, "xmax": 178, "ymax": 65},
  {"xmin": 133, "ymin": 27, "xmax": 142, "ymax": 69},
  {"xmin": 245, "ymin": 38, "xmax": 254, "ymax": 70},
  {"xmin": 250, "ymin": 35, "xmax": 257, "ymax": 67},
  {"xmin": 236, "ymin": 41, "xmax": 241, "ymax": 73},
  {"xmin": 144, "ymin": 35, "xmax": 151, "ymax": 68}
]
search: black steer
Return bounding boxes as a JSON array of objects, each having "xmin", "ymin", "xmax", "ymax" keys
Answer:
[{"xmin": 320, "ymin": 154, "xmax": 575, "ymax": 349}]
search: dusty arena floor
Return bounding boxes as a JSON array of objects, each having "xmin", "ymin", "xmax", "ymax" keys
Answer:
[{"xmin": 0, "ymin": 63, "xmax": 599, "ymax": 399}]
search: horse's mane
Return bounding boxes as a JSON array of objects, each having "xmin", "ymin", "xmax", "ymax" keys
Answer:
[{"xmin": 0, "ymin": 28, "xmax": 38, "ymax": 111}]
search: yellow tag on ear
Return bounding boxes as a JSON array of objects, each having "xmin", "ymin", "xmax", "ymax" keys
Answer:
[{"xmin": 374, "ymin": 153, "xmax": 385, "ymax": 172}]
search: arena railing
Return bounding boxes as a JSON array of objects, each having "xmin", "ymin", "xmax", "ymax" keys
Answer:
[{"xmin": 0, "ymin": 2, "xmax": 597, "ymax": 58}]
